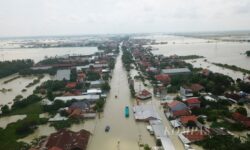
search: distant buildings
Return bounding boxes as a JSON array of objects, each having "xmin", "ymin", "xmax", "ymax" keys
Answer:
[
  {"xmin": 55, "ymin": 69, "xmax": 71, "ymax": 81},
  {"xmin": 161, "ymin": 68, "xmax": 191, "ymax": 76}
]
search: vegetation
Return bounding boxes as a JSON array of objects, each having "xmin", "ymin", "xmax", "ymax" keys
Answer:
[
  {"xmin": 196, "ymin": 134, "xmax": 250, "ymax": 150},
  {"xmin": 3, "ymin": 75, "xmax": 21, "ymax": 84},
  {"xmin": 0, "ymin": 59, "xmax": 33, "ymax": 78},
  {"xmin": 246, "ymin": 50, "xmax": 250, "ymax": 56},
  {"xmin": 178, "ymin": 55, "xmax": 204, "ymax": 60},
  {"xmin": 49, "ymin": 118, "xmax": 80, "ymax": 130},
  {"xmin": 43, "ymin": 100, "xmax": 76, "ymax": 114},
  {"xmin": 41, "ymin": 80, "xmax": 66, "ymax": 91},
  {"xmin": 0, "ymin": 115, "xmax": 48, "ymax": 150},
  {"xmin": 211, "ymin": 120, "xmax": 246, "ymax": 131},
  {"xmin": 122, "ymin": 49, "xmax": 134, "ymax": 72},
  {"xmin": 25, "ymin": 75, "xmax": 44, "ymax": 88},
  {"xmin": 19, "ymin": 68, "xmax": 56, "ymax": 76},
  {"xmin": 12, "ymin": 95, "xmax": 42, "ymax": 111},
  {"xmin": 101, "ymin": 82, "xmax": 111, "ymax": 92},
  {"xmin": 94, "ymin": 98, "xmax": 105, "ymax": 112},
  {"xmin": 1, "ymin": 105, "xmax": 10, "ymax": 114},
  {"xmin": 86, "ymin": 71, "xmax": 101, "ymax": 81},
  {"xmin": 213, "ymin": 62, "xmax": 250, "ymax": 74},
  {"xmin": 238, "ymin": 82, "xmax": 250, "ymax": 93}
]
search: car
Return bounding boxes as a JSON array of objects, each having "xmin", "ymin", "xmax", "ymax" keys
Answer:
[{"xmin": 105, "ymin": 126, "xmax": 110, "ymax": 132}]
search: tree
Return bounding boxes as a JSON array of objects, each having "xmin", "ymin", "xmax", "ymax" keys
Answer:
[
  {"xmin": 186, "ymin": 120, "xmax": 196, "ymax": 128},
  {"xmin": 47, "ymin": 90, "xmax": 54, "ymax": 101},
  {"xmin": 101, "ymin": 82, "xmax": 111, "ymax": 91},
  {"xmin": 236, "ymin": 107, "xmax": 247, "ymax": 116},
  {"xmin": 144, "ymin": 144, "xmax": 151, "ymax": 150},
  {"xmin": 1, "ymin": 105, "xmax": 10, "ymax": 114}
]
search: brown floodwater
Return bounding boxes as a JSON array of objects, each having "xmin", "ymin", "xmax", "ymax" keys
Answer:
[{"xmin": 0, "ymin": 74, "xmax": 52, "ymax": 106}]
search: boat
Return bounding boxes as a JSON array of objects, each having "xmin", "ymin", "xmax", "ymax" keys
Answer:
[{"xmin": 125, "ymin": 106, "xmax": 129, "ymax": 117}]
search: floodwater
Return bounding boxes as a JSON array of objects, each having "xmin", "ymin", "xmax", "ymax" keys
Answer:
[
  {"xmin": 130, "ymin": 68, "xmax": 185, "ymax": 150},
  {"xmin": 86, "ymin": 50, "xmax": 155, "ymax": 150},
  {"xmin": 0, "ymin": 74, "xmax": 52, "ymax": 106},
  {"xmin": 18, "ymin": 124, "xmax": 56, "ymax": 143},
  {"xmin": 0, "ymin": 47, "xmax": 98, "ymax": 62},
  {"xmin": 136, "ymin": 35, "xmax": 250, "ymax": 78},
  {"xmin": 0, "ymin": 115, "xmax": 26, "ymax": 129}
]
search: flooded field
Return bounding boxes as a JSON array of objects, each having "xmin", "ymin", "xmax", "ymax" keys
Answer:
[
  {"xmin": 0, "ymin": 115, "xmax": 26, "ymax": 129},
  {"xmin": 0, "ymin": 74, "xmax": 52, "ymax": 106},
  {"xmin": 135, "ymin": 35, "xmax": 250, "ymax": 75},
  {"xmin": 0, "ymin": 47, "xmax": 98, "ymax": 62},
  {"xmin": 18, "ymin": 124, "xmax": 56, "ymax": 143}
]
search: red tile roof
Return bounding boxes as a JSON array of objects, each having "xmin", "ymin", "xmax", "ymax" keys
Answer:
[
  {"xmin": 183, "ymin": 131, "xmax": 207, "ymax": 142},
  {"xmin": 66, "ymin": 82, "xmax": 77, "ymax": 88},
  {"xmin": 232, "ymin": 112, "xmax": 250, "ymax": 128},
  {"xmin": 232, "ymin": 112, "xmax": 248, "ymax": 122},
  {"xmin": 168, "ymin": 100, "xmax": 183, "ymax": 108},
  {"xmin": 139, "ymin": 89, "xmax": 151, "ymax": 97},
  {"xmin": 185, "ymin": 97, "xmax": 200, "ymax": 104},
  {"xmin": 173, "ymin": 110, "xmax": 191, "ymax": 117},
  {"xmin": 46, "ymin": 129, "xmax": 91, "ymax": 150},
  {"xmin": 180, "ymin": 115, "xmax": 197, "ymax": 124},
  {"xmin": 183, "ymin": 84, "xmax": 204, "ymax": 92},
  {"xmin": 155, "ymin": 74, "xmax": 171, "ymax": 84}
]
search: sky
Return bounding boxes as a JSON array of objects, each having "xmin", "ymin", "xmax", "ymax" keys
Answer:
[{"xmin": 0, "ymin": 0, "xmax": 250, "ymax": 37}]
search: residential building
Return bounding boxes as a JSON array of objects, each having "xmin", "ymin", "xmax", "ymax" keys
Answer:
[
  {"xmin": 161, "ymin": 68, "xmax": 191, "ymax": 76},
  {"xmin": 45, "ymin": 129, "xmax": 91, "ymax": 150}
]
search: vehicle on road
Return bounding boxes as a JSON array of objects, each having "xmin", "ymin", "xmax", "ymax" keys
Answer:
[{"xmin": 125, "ymin": 106, "xmax": 129, "ymax": 117}]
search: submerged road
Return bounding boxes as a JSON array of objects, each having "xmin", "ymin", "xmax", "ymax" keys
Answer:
[{"xmin": 87, "ymin": 47, "xmax": 154, "ymax": 150}]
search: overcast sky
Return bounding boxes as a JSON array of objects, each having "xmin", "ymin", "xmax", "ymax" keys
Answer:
[{"xmin": 0, "ymin": 0, "xmax": 250, "ymax": 37}]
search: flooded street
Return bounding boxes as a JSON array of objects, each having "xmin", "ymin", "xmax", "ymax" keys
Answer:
[
  {"xmin": 0, "ymin": 47, "xmax": 98, "ymax": 63},
  {"xmin": 87, "ymin": 51, "xmax": 155, "ymax": 150}
]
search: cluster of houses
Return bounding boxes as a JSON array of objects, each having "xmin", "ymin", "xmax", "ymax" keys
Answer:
[
  {"xmin": 31, "ymin": 44, "xmax": 119, "ymax": 150},
  {"xmin": 30, "ymin": 129, "xmax": 91, "ymax": 150},
  {"xmin": 124, "ymin": 41, "xmax": 250, "ymax": 149}
]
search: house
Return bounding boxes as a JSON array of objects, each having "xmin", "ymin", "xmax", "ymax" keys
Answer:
[
  {"xmin": 149, "ymin": 120, "xmax": 175, "ymax": 150},
  {"xmin": 54, "ymin": 95, "xmax": 100, "ymax": 103},
  {"xmin": 232, "ymin": 112, "xmax": 250, "ymax": 128},
  {"xmin": 179, "ymin": 131, "xmax": 207, "ymax": 144},
  {"xmin": 87, "ymin": 88, "xmax": 102, "ymax": 95},
  {"xmin": 161, "ymin": 68, "xmax": 191, "ymax": 76},
  {"xmin": 89, "ymin": 80, "xmax": 105, "ymax": 88},
  {"xmin": 136, "ymin": 89, "xmax": 152, "ymax": 100},
  {"xmin": 179, "ymin": 115, "xmax": 197, "ymax": 126},
  {"xmin": 48, "ymin": 113, "xmax": 68, "ymax": 122},
  {"xmin": 55, "ymin": 69, "xmax": 71, "ymax": 81},
  {"xmin": 146, "ymin": 67, "xmax": 158, "ymax": 74},
  {"xmin": 180, "ymin": 84, "xmax": 204, "ymax": 97},
  {"xmin": 155, "ymin": 74, "xmax": 171, "ymax": 85},
  {"xmin": 133, "ymin": 104, "xmax": 161, "ymax": 121},
  {"xmin": 66, "ymin": 82, "xmax": 77, "ymax": 88},
  {"xmin": 68, "ymin": 101, "xmax": 91, "ymax": 113},
  {"xmin": 45, "ymin": 129, "xmax": 91, "ymax": 150},
  {"xmin": 166, "ymin": 100, "xmax": 189, "ymax": 118},
  {"xmin": 185, "ymin": 97, "xmax": 201, "ymax": 109}
]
